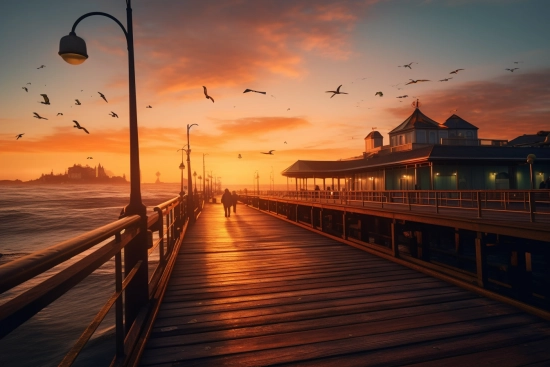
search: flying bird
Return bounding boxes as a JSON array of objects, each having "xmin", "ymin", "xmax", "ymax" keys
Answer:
[
  {"xmin": 98, "ymin": 92, "xmax": 108, "ymax": 103},
  {"xmin": 449, "ymin": 69, "xmax": 464, "ymax": 74},
  {"xmin": 109, "ymin": 111, "xmax": 119, "ymax": 118},
  {"xmin": 33, "ymin": 112, "xmax": 48, "ymax": 120},
  {"xmin": 243, "ymin": 89, "xmax": 266, "ymax": 94},
  {"xmin": 22, "ymin": 87, "xmax": 28, "ymax": 92},
  {"xmin": 16, "ymin": 133, "xmax": 24, "ymax": 140},
  {"xmin": 73, "ymin": 120, "xmax": 89, "ymax": 134},
  {"xmin": 57, "ymin": 113, "xmax": 63, "ymax": 116},
  {"xmin": 375, "ymin": 91, "xmax": 383, "ymax": 97},
  {"xmin": 406, "ymin": 79, "xmax": 430, "ymax": 85},
  {"xmin": 396, "ymin": 95, "xmax": 408, "ymax": 98},
  {"xmin": 146, "ymin": 105, "xmax": 152, "ymax": 108},
  {"xmin": 261, "ymin": 150, "xmax": 275, "ymax": 155},
  {"xmin": 37, "ymin": 65, "xmax": 45, "ymax": 69},
  {"xmin": 439, "ymin": 77, "xmax": 453, "ymax": 82},
  {"xmin": 399, "ymin": 62, "xmax": 416, "ymax": 69},
  {"xmin": 326, "ymin": 85, "xmax": 348, "ymax": 98},
  {"xmin": 505, "ymin": 68, "xmax": 519, "ymax": 72},
  {"xmin": 238, "ymin": 154, "xmax": 242, "ymax": 159},
  {"xmin": 284, "ymin": 141, "xmax": 287, "ymax": 144},
  {"xmin": 40, "ymin": 94, "xmax": 50, "ymax": 105},
  {"xmin": 75, "ymin": 99, "xmax": 81, "ymax": 105},
  {"xmin": 87, "ymin": 157, "xmax": 93, "ymax": 159},
  {"xmin": 202, "ymin": 86, "xmax": 214, "ymax": 103},
  {"xmin": 26, "ymin": 82, "xmax": 31, "ymax": 85}
]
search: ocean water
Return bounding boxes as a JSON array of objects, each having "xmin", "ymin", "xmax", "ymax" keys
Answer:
[{"xmin": 0, "ymin": 183, "xmax": 182, "ymax": 367}]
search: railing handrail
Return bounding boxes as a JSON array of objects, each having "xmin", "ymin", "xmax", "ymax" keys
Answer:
[{"xmin": 0, "ymin": 215, "xmax": 141, "ymax": 294}]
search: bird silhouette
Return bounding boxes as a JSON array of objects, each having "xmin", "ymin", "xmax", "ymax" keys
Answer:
[
  {"xmin": 238, "ymin": 154, "xmax": 242, "ymax": 159},
  {"xmin": 16, "ymin": 133, "xmax": 24, "ymax": 140},
  {"xmin": 98, "ymin": 92, "xmax": 108, "ymax": 103},
  {"xmin": 37, "ymin": 65, "xmax": 45, "ymax": 69},
  {"xmin": 396, "ymin": 95, "xmax": 408, "ymax": 98},
  {"xmin": 505, "ymin": 68, "xmax": 519, "ymax": 72},
  {"xmin": 75, "ymin": 99, "xmax": 81, "ymax": 105},
  {"xmin": 243, "ymin": 89, "xmax": 266, "ymax": 94},
  {"xmin": 375, "ymin": 91, "xmax": 383, "ymax": 97},
  {"xmin": 33, "ymin": 112, "xmax": 48, "ymax": 120},
  {"xmin": 146, "ymin": 105, "xmax": 152, "ymax": 108},
  {"xmin": 57, "ymin": 113, "xmax": 63, "ymax": 116},
  {"xmin": 399, "ymin": 62, "xmax": 416, "ymax": 69},
  {"xmin": 26, "ymin": 82, "xmax": 31, "ymax": 85},
  {"xmin": 287, "ymin": 108, "xmax": 290, "ymax": 111},
  {"xmin": 449, "ymin": 69, "xmax": 464, "ymax": 74},
  {"xmin": 110, "ymin": 111, "xmax": 119, "ymax": 118},
  {"xmin": 284, "ymin": 141, "xmax": 287, "ymax": 144},
  {"xmin": 406, "ymin": 79, "xmax": 430, "ymax": 85},
  {"xmin": 439, "ymin": 77, "xmax": 453, "ymax": 82},
  {"xmin": 261, "ymin": 150, "xmax": 275, "ymax": 155},
  {"xmin": 22, "ymin": 87, "xmax": 28, "ymax": 92},
  {"xmin": 202, "ymin": 86, "xmax": 214, "ymax": 103},
  {"xmin": 73, "ymin": 120, "xmax": 89, "ymax": 134},
  {"xmin": 87, "ymin": 157, "xmax": 93, "ymax": 159},
  {"xmin": 326, "ymin": 85, "xmax": 348, "ymax": 98},
  {"xmin": 40, "ymin": 94, "xmax": 50, "ymax": 105}
]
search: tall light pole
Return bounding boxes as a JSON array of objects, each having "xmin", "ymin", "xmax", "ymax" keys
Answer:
[
  {"xmin": 202, "ymin": 153, "xmax": 209, "ymax": 200},
  {"xmin": 58, "ymin": 0, "xmax": 146, "ymax": 335},
  {"xmin": 177, "ymin": 147, "xmax": 187, "ymax": 197},
  {"xmin": 186, "ymin": 123, "xmax": 198, "ymax": 223}
]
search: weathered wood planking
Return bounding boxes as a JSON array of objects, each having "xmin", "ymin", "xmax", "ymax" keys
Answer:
[{"xmin": 139, "ymin": 203, "xmax": 550, "ymax": 366}]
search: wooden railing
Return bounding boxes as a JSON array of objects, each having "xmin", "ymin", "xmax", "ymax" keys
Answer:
[
  {"xmin": 0, "ymin": 193, "xmax": 203, "ymax": 367},
  {"xmin": 254, "ymin": 189, "xmax": 550, "ymax": 223}
]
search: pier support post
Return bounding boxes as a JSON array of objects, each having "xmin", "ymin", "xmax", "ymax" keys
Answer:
[
  {"xmin": 475, "ymin": 231, "xmax": 488, "ymax": 288},
  {"xmin": 391, "ymin": 220, "xmax": 399, "ymax": 258}
]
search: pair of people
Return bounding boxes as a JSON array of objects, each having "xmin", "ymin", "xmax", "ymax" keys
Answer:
[{"xmin": 221, "ymin": 189, "xmax": 238, "ymax": 217}]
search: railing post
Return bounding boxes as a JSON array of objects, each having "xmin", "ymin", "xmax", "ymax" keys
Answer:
[
  {"xmin": 528, "ymin": 191, "xmax": 535, "ymax": 222},
  {"xmin": 475, "ymin": 231, "xmax": 487, "ymax": 288},
  {"xmin": 391, "ymin": 220, "xmax": 399, "ymax": 258},
  {"xmin": 477, "ymin": 192, "xmax": 482, "ymax": 218},
  {"xmin": 342, "ymin": 211, "xmax": 347, "ymax": 240},
  {"xmin": 435, "ymin": 192, "xmax": 439, "ymax": 214},
  {"xmin": 115, "ymin": 251, "xmax": 124, "ymax": 360}
]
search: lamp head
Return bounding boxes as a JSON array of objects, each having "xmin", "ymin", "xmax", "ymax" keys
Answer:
[
  {"xmin": 59, "ymin": 32, "xmax": 88, "ymax": 65},
  {"xmin": 527, "ymin": 154, "xmax": 536, "ymax": 164},
  {"xmin": 179, "ymin": 163, "xmax": 185, "ymax": 170}
]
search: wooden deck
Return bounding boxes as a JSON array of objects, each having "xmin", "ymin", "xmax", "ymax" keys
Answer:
[{"xmin": 139, "ymin": 202, "xmax": 550, "ymax": 366}]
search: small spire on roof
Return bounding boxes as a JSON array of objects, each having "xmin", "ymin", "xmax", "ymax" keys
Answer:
[{"xmin": 411, "ymin": 99, "xmax": 421, "ymax": 109}]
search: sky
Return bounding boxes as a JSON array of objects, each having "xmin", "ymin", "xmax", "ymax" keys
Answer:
[{"xmin": 1, "ymin": 0, "xmax": 549, "ymax": 187}]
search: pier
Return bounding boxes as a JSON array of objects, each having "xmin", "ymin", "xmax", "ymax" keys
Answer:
[{"xmin": 1, "ymin": 190, "xmax": 550, "ymax": 366}]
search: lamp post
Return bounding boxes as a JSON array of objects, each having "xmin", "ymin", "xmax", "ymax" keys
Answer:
[
  {"xmin": 58, "ymin": 0, "xmax": 146, "ymax": 338},
  {"xmin": 177, "ymin": 147, "xmax": 187, "ymax": 197},
  {"xmin": 203, "ymin": 153, "xmax": 209, "ymax": 200},
  {"xmin": 527, "ymin": 154, "xmax": 536, "ymax": 189},
  {"xmin": 193, "ymin": 171, "xmax": 197, "ymax": 192},
  {"xmin": 187, "ymin": 123, "xmax": 198, "ymax": 223}
]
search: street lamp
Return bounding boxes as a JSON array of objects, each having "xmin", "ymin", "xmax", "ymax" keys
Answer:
[
  {"xmin": 59, "ymin": 0, "xmax": 145, "ymax": 218},
  {"xmin": 177, "ymin": 147, "xmax": 187, "ymax": 197},
  {"xmin": 527, "ymin": 154, "xmax": 536, "ymax": 189},
  {"xmin": 193, "ymin": 171, "xmax": 197, "ymax": 192},
  {"xmin": 58, "ymin": 0, "xmax": 146, "ymax": 336},
  {"xmin": 202, "ymin": 153, "xmax": 209, "ymax": 200},
  {"xmin": 186, "ymin": 123, "xmax": 198, "ymax": 223}
]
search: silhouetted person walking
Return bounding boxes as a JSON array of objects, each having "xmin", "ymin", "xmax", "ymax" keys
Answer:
[
  {"xmin": 221, "ymin": 188, "xmax": 232, "ymax": 217},
  {"xmin": 232, "ymin": 190, "xmax": 239, "ymax": 213}
]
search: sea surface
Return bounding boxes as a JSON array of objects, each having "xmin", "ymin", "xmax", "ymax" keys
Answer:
[{"xmin": 0, "ymin": 183, "xmax": 183, "ymax": 367}]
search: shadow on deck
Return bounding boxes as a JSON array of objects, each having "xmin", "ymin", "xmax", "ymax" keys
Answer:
[{"xmin": 139, "ymin": 202, "xmax": 550, "ymax": 366}]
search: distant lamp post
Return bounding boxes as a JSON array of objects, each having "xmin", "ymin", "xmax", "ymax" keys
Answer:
[
  {"xmin": 527, "ymin": 154, "xmax": 536, "ymax": 189},
  {"xmin": 193, "ymin": 171, "xmax": 197, "ymax": 191},
  {"xmin": 202, "ymin": 153, "xmax": 209, "ymax": 200},
  {"xmin": 59, "ymin": 0, "xmax": 144, "ymax": 217},
  {"xmin": 187, "ymin": 123, "xmax": 198, "ymax": 223}
]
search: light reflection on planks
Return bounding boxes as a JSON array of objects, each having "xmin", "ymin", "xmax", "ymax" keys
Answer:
[{"xmin": 139, "ymin": 203, "xmax": 550, "ymax": 366}]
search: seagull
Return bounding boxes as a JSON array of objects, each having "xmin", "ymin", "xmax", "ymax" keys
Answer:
[
  {"xmin": 375, "ymin": 91, "xmax": 383, "ymax": 97},
  {"xmin": 33, "ymin": 112, "xmax": 48, "ymax": 120},
  {"xmin": 26, "ymin": 82, "xmax": 31, "ymax": 85},
  {"xmin": 406, "ymin": 79, "xmax": 430, "ymax": 85},
  {"xmin": 37, "ymin": 65, "xmax": 45, "ymax": 69},
  {"xmin": 284, "ymin": 141, "xmax": 287, "ymax": 144},
  {"xmin": 505, "ymin": 68, "xmax": 519, "ymax": 72},
  {"xmin": 243, "ymin": 89, "xmax": 266, "ymax": 94},
  {"xmin": 75, "ymin": 99, "xmax": 81, "ymax": 105},
  {"xmin": 98, "ymin": 92, "xmax": 108, "ymax": 103},
  {"xmin": 238, "ymin": 154, "xmax": 242, "ymax": 159},
  {"xmin": 287, "ymin": 108, "xmax": 290, "ymax": 111},
  {"xmin": 40, "ymin": 94, "xmax": 50, "ymax": 105},
  {"xmin": 325, "ymin": 85, "xmax": 348, "ymax": 98},
  {"xmin": 22, "ymin": 87, "xmax": 28, "ymax": 92},
  {"xmin": 449, "ymin": 69, "xmax": 464, "ymax": 74},
  {"xmin": 399, "ymin": 62, "xmax": 416, "ymax": 69},
  {"xmin": 57, "ymin": 113, "xmax": 63, "ymax": 116},
  {"xmin": 261, "ymin": 150, "xmax": 275, "ymax": 155},
  {"xmin": 396, "ymin": 95, "xmax": 408, "ymax": 98},
  {"xmin": 109, "ymin": 111, "xmax": 118, "ymax": 118},
  {"xmin": 73, "ymin": 120, "xmax": 89, "ymax": 134},
  {"xmin": 87, "ymin": 157, "xmax": 93, "ymax": 159},
  {"xmin": 146, "ymin": 105, "xmax": 152, "ymax": 108},
  {"xmin": 202, "ymin": 86, "xmax": 214, "ymax": 103},
  {"xmin": 439, "ymin": 77, "xmax": 453, "ymax": 82},
  {"xmin": 16, "ymin": 133, "xmax": 24, "ymax": 140}
]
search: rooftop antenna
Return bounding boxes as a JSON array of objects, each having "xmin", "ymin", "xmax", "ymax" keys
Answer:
[
  {"xmin": 411, "ymin": 99, "xmax": 421, "ymax": 108},
  {"xmin": 372, "ymin": 127, "xmax": 377, "ymax": 130}
]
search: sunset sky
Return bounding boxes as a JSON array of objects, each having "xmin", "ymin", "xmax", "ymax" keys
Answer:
[{"xmin": 1, "ymin": 0, "xmax": 549, "ymax": 187}]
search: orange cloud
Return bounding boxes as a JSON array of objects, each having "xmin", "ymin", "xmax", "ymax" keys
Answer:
[
  {"xmin": 214, "ymin": 116, "xmax": 311, "ymax": 136},
  {"xmin": 385, "ymin": 68, "xmax": 550, "ymax": 140}
]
